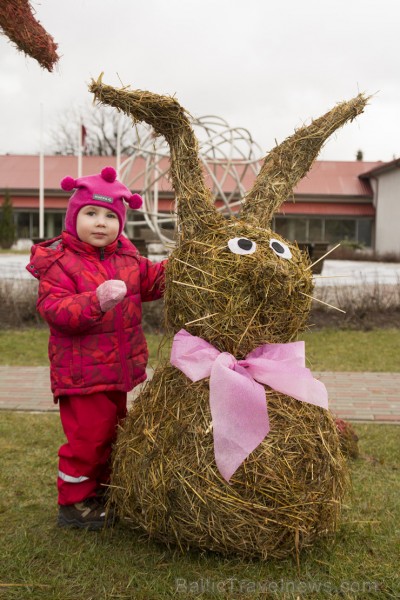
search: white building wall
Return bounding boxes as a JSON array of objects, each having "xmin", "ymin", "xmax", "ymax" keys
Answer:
[{"xmin": 374, "ymin": 169, "xmax": 400, "ymax": 254}]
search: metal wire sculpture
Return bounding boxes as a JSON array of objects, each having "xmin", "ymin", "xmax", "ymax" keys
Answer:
[{"xmin": 119, "ymin": 115, "xmax": 263, "ymax": 245}]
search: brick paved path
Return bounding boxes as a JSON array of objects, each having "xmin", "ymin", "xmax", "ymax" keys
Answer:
[{"xmin": 0, "ymin": 366, "xmax": 399, "ymax": 423}]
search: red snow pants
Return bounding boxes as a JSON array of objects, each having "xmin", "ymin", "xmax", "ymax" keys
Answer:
[{"xmin": 57, "ymin": 391, "xmax": 127, "ymax": 505}]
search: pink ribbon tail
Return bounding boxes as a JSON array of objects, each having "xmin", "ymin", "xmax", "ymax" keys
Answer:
[
  {"xmin": 170, "ymin": 329, "xmax": 328, "ymax": 482},
  {"xmin": 209, "ymin": 353, "xmax": 270, "ymax": 481}
]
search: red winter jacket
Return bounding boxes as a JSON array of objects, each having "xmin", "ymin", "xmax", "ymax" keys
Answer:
[{"xmin": 27, "ymin": 232, "xmax": 166, "ymax": 399}]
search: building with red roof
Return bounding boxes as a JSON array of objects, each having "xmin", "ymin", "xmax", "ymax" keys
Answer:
[{"xmin": 1, "ymin": 154, "xmax": 398, "ymax": 253}]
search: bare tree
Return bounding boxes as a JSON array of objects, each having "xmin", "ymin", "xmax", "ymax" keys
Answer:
[{"xmin": 49, "ymin": 104, "xmax": 142, "ymax": 156}]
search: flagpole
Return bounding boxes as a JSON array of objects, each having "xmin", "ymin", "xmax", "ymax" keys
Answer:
[
  {"xmin": 77, "ymin": 116, "xmax": 82, "ymax": 177},
  {"xmin": 39, "ymin": 103, "xmax": 44, "ymax": 239},
  {"xmin": 116, "ymin": 114, "xmax": 122, "ymax": 176}
]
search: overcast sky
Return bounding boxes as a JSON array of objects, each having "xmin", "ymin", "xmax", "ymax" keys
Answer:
[{"xmin": 1, "ymin": 0, "xmax": 399, "ymax": 162}]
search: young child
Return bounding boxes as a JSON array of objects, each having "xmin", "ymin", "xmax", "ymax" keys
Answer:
[{"xmin": 27, "ymin": 166, "xmax": 166, "ymax": 530}]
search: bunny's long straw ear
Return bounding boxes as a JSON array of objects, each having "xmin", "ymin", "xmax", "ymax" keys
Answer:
[
  {"xmin": 89, "ymin": 76, "xmax": 224, "ymax": 239},
  {"xmin": 241, "ymin": 94, "xmax": 369, "ymax": 228}
]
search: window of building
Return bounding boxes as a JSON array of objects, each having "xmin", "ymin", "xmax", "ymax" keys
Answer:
[
  {"xmin": 308, "ymin": 218, "xmax": 323, "ymax": 241},
  {"xmin": 15, "ymin": 212, "xmax": 64, "ymax": 239},
  {"xmin": 16, "ymin": 212, "xmax": 31, "ymax": 238},
  {"xmin": 45, "ymin": 212, "xmax": 64, "ymax": 237},
  {"xmin": 32, "ymin": 213, "xmax": 39, "ymax": 238},
  {"xmin": 274, "ymin": 217, "xmax": 288, "ymax": 238},
  {"xmin": 15, "ymin": 212, "xmax": 39, "ymax": 238},
  {"xmin": 325, "ymin": 219, "xmax": 356, "ymax": 243},
  {"xmin": 357, "ymin": 219, "xmax": 372, "ymax": 247},
  {"xmin": 275, "ymin": 217, "xmax": 307, "ymax": 241},
  {"xmin": 272, "ymin": 216, "xmax": 373, "ymax": 247}
]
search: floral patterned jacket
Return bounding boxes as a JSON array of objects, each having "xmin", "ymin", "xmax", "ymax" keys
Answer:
[{"xmin": 27, "ymin": 231, "xmax": 166, "ymax": 399}]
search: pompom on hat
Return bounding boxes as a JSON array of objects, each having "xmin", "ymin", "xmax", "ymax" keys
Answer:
[{"xmin": 61, "ymin": 166, "xmax": 142, "ymax": 238}]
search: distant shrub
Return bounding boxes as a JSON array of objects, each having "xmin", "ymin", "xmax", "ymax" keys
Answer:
[
  {"xmin": 0, "ymin": 280, "xmax": 42, "ymax": 327},
  {"xmin": 0, "ymin": 190, "xmax": 16, "ymax": 249},
  {"xmin": 0, "ymin": 276, "xmax": 399, "ymax": 331},
  {"xmin": 0, "ymin": 279, "xmax": 165, "ymax": 332},
  {"xmin": 332, "ymin": 242, "xmax": 400, "ymax": 263},
  {"xmin": 310, "ymin": 278, "xmax": 400, "ymax": 330}
]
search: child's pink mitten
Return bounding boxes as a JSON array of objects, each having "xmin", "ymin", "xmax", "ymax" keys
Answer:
[{"xmin": 96, "ymin": 280, "xmax": 127, "ymax": 312}]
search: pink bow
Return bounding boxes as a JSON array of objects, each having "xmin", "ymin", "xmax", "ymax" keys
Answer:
[{"xmin": 170, "ymin": 329, "xmax": 328, "ymax": 482}]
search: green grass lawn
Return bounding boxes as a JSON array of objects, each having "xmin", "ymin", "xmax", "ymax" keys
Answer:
[
  {"xmin": 0, "ymin": 329, "xmax": 167, "ymax": 367},
  {"xmin": 301, "ymin": 328, "xmax": 400, "ymax": 372},
  {"xmin": 1, "ymin": 327, "xmax": 399, "ymax": 371},
  {"xmin": 0, "ymin": 413, "xmax": 398, "ymax": 599}
]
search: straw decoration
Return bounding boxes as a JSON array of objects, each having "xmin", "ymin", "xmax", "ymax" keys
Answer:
[
  {"xmin": 0, "ymin": 0, "xmax": 59, "ymax": 71},
  {"xmin": 90, "ymin": 74, "xmax": 223, "ymax": 239},
  {"xmin": 90, "ymin": 78, "xmax": 367, "ymax": 559},
  {"xmin": 241, "ymin": 94, "xmax": 369, "ymax": 227}
]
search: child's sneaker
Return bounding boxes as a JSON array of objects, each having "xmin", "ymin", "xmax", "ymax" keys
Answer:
[{"xmin": 58, "ymin": 496, "xmax": 112, "ymax": 530}]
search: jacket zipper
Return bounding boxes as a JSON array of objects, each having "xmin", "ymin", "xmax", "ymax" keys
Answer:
[{"xmin": 102, "ymin": 253, "xmax": 131, "ymax": 390}]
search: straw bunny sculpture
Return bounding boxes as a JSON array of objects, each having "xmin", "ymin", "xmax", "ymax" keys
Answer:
[{"xmin": 90, "ymin": 77, "xmax": 368, "ymax": 559}]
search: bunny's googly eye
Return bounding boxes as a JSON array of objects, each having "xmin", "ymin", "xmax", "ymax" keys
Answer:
[
  {"xmin": 269, "ymin": 239, "xmax": 292, "ymax": 260},
  {"xmin": 228, "ymin": 237, "xmax": 257, "ymax": 255}
]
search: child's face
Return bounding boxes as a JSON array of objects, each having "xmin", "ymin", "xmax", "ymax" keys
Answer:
[{"xmin": 76, "ymin": 205, "xmax": 120, "ymax": 247}]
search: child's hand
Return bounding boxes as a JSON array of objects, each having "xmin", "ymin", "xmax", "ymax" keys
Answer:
[{"xmin": 96, "ymin": 280, "xmax": 127, "ymax": 312}]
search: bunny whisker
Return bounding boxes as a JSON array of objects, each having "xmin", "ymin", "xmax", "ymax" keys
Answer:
[
  {"xmin": 190, "ymin": 240, "xmax": 217, "ymax": 248},
  {"xmin": 175, "ymin": 258, "xmax": 218, "ymax": 278},
  {"xmin": 172, "ymin": 280, "xmax": 225, "ymax": 295},
  {"xmin": 304, "ymin": 243, "xmax": 341, "ymax": 271},
  {"xmin": 312, "ymin": 275, "xmax": 351, "ymax": 279},
  {"xmin": 265, "ymin": 280, "xmax": 272, "ymax": 303},
  {"xmin": 299, "ymin": 291, "xmax": 346, "ymax": 313},
  {"xmin": 185, "ymin": 313, "xmax": 219, "ymax": 326},
  {"xmin": 236, "ymin": 303, "xmax": 263, "ymax": 351},
  {"xmin": 204, "ymin": 322, "xmax": 238, "ymax": 344},
  {"xmin": 203, "ymin": 244, "xmax": 227, "ymax": 254}
]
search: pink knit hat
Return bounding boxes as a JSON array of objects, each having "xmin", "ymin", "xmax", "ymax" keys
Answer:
[{"xmin": 61, "ymin": 166, "xmax": 142, "ymax": 237}]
